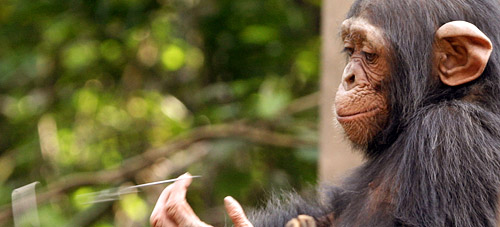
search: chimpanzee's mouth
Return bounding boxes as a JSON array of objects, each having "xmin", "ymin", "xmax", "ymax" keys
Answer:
[{"xmin": 336, "ymin": 107, "xmax": 379, "ymax": 121}]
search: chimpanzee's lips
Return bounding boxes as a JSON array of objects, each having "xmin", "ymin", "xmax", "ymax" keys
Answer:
[{"xmin": 336, "ymin": 107, "xmax": 379, "ymax": 121}]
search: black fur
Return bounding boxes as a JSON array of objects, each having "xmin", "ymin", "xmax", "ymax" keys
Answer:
[{"xmin": 249, "ymin": 0, "xmax": 500, "ymax": 226}]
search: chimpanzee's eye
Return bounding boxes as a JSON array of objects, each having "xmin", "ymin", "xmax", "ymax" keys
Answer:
[
  {"xmin": 363, "ymin": 52, "xmax": 377, "ymax": 63},
  {"xmin": 343, "ymin": 47, "xmax": 354, "ymax": 57}
]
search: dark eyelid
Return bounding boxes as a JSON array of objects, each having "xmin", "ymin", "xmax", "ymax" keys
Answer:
[
  {"xmin": 343, "ymin": 47, "xmax": 354, "ymax": 55},
  {"xmin": 362, "ymin": 51, "xmax": 377, "ymax": 60}
]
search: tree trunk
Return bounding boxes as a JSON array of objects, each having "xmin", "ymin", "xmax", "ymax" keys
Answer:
[{"xmin": 319, "ymin": 0, "xmax": 363, "ymax": 184}]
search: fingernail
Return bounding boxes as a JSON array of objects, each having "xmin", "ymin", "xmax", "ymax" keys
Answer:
[{"xmin": 224, "ymin": 196, "xmax": 234, "ymax": 205}]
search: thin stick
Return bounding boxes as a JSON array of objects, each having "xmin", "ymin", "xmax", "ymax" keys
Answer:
[
  {"xmin": 127, "ymin": 175, "xmax": 201, "ymax": 190},
  {"xmin": 78, "ymin": 175, "xmax": 201, "ymax": 204}
]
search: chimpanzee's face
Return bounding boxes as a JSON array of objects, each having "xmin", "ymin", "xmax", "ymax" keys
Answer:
[{"xmin": 335, "ymin": 17, "xmax": 391, "ymax": 146}]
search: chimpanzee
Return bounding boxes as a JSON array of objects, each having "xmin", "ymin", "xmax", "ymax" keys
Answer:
[{"xmin": 150, "ymin": 0, "xmax": 500, "ymax": 226}]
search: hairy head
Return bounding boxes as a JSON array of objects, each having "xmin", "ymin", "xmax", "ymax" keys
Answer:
[{"xmin": 335, "ymin": 0, "xmax": 500, "ymax": 153}]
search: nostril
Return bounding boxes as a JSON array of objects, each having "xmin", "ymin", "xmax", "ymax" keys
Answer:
[
  {"xmin": 346, "ymin": 74, "xmax": 356, "ymax": 85},
  {"xmin": 348, "ymin": 75, "xmax": 355, "ymax": 84}
]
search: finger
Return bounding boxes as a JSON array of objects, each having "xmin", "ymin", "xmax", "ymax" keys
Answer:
[
  {"xmin": 151, "ymin": 200, "xmax": 176, "ymax": 226},
  {"xmin": 162, "ymin": 201, "xmax": 212, "ymax": 227},
  {"xmin": 166, "ymin": 173, "xmax": 208, "ymax": 226},
  {"xmin": 297, "ymin": 215, "xmax": 316, "ymax": 227},
  {"xmin": 150, "ymin": 215, "xmax": 176, "ymax": 227},
  {"xmin": 167, "ymin": 173, "xmax": 193, "ymax": 204},
  {"xmin": 285, "ymin": 218, "xmax": 299, "ymax": 227},
  {"xmin": 224, "ymin": 196, "xmax": 253, "ymax": 227},
  {"xmin": 151, "ymin": 173, "xmax": 191, "ymax": 224},
  {"xmin": 176, "ymin": 211, "xmax": 213, "ymax": 227},
  {"xmin": 150, "ymin": 209, "xmax": 176, "ymax": 226},
  {"xmin": 164, "ymin": 173, "xmax": 198, "ymax": 220},
  {"xmin": 151, "ymin": 184, "xmax": 175, "ymax": 222},
  {"xmin": 155, "ymin": 173, "xmax": 191, "ymax": 205}
]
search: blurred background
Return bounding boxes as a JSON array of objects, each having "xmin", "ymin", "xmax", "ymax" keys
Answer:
[{"xmin": 0, "ymin": 0, "xmax": 330, "ymax": 226}]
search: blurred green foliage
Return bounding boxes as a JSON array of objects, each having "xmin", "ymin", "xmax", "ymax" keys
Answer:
[{"xmin": 0, "ymin": 0, "xmax": 320, "ymax": 225}]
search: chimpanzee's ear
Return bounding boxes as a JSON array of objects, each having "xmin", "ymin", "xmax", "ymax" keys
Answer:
[{"xmin": 435, "ymin": 21, "xmax": 493, "ymax": 86}]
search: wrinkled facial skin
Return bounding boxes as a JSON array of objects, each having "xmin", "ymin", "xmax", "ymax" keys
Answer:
[{"xmin": 335, "ymin": 17, "xmax": 390, "ymax": 146}]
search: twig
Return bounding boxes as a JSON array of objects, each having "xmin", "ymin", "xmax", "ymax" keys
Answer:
[{"xmin": 284, "ymin": 92, "xmax": 319, "ymax": 115}]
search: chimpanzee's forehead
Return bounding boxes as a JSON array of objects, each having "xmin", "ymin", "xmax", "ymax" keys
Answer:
[{"xmin": 341, "ymin": 17, "xmax": 386, "ymax": 45}]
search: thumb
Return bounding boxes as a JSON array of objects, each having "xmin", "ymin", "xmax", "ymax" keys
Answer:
[{"xmin": 224, "ymin": 196, "xmax": 253, "ymax": 227}]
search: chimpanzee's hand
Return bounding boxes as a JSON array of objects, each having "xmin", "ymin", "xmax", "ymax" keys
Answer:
[
  {"xmin": 150, "ymin": 173, "xmax": 212, "ymax": 227},
  {"xmin": 285, "ymin": 215, "xmax": 316, "ymax": 227},
  {"xmin": 150, "ymin": 173, "xmax": 254, "ymax": 227}
]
